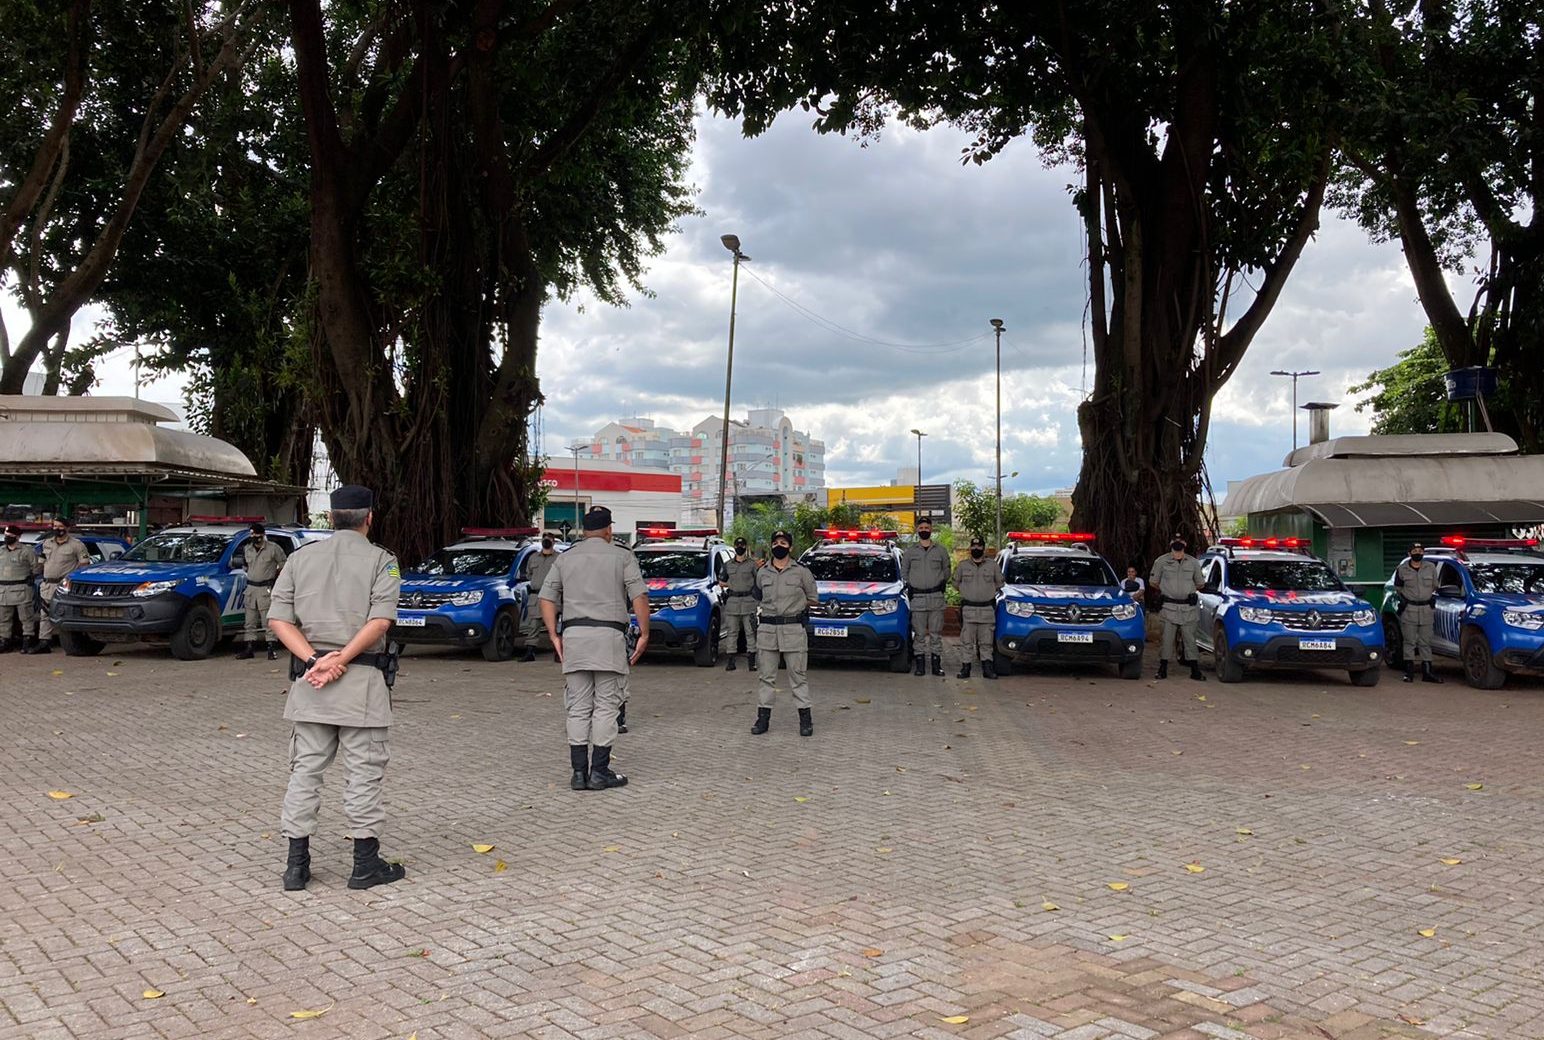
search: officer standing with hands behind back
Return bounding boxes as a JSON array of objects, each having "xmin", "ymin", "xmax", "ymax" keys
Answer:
[
  {"xmin": 1394, "ymin": 542, "xmax": 1443, "ymax": 684},
  {"xmin": 238, "ymin": 522, "xmax": 288, "ymax": 660},
  {"xmin": 1149, "ymin": 535, "xmax": 1207, "ymax": 681},
  {"xmin": 902, "ymin": 518, "xmax": 952, "ymax": 677},
  {"xmin": 751, "ymin": 529, "xmax": 820, "ymax": 737},
  {"xmin": 0, "ymin": 524, "xmax": 41, "ymax": 654},
  {"xmin": 268, "ymin": 485, "xmax": 406, "ymax": 892},
  {"xmin": 720, "ymin": 536, "xmax": 759, "ymax": 672}
]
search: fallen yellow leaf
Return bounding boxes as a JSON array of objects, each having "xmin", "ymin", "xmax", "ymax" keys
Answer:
[
  {"xmin": 1041, "ymin": 901, "xmax": 1059, "ymax": 912},
  {"xmin": 862, "ymin": 948, "xmax": 883, "ymax": 958},
  {"xmin": 1417, "ymin": 927, "xmax": 1437, "ymax": 938},
  {"xmin": 875, "ymin": 847, "xmax": 893, "ymax": 854},
  {"xmin": 1236, "ymin": 827, "xmax": 1254, "ymax": 836},
  {"xmin": 1107, "ymin": 934, "xmax": 1129, "ymax": 942},
  {"xmin": 855, "ymin": 698, "xmax": 871, "ymax": 704},
  {"xmin": 1404, "ymin": 740, "xmax": 1421, "ymax": 746},
  {"xmin": 1398, "ymin": 1013, "xmax": 1427, "ymax": 1026},
  {"xmin": 51, "ymin": 668, "xmax": 63, "ymax": 676},
  {"xmin": 246, "ymin": 997, "xmax": 257, "ymax": 1005},
  {"xmin": 493, "ymin": 860, "xmax": 507, "ymax": 873},
  {"xmin": 1465, "ymin": 782, "xmax": 1484, "ymax": 791},
  {"xmin": 143, "ymin": 989, "xmax": 165, "ymax": 1000},
  {"xmin": 938, "ymin": 1015, "xmax": 970, "ymax": 1025},
  {"xmin": 793, "ymin": 796, "xmax": 809, "ymax": 803},
  {"xmin": 106, "ymin": 671, "xmax": 119, "ymax": 677},
  {"xmin": 289, "ymin": 1003, "xmax": 333, "ymax": 1020},
  {"xmin": 47, "ymin": 790, "xmax": 74, "ymax": 800},
  {"xmin": 1439, "ymin": 857, "xmax": 1462, "ymax": 866},
  {"xmin": 1195, "ymin": 694, "xmax": 1207, "ymax": 702},
  {"xmin": 1106, "ymin": 881, "xmax": 1129, "ymax": 892},
  {"xmin": 470, "ymin": 843, "xmax": 495, "ymax": 854},
  {"xmin": 603, "ymin": 844, "xmax": 621, "ymax": 853},
  {"xmin": 1184, "ymin": 863, "xmax": 1206, "ymax": 874}
]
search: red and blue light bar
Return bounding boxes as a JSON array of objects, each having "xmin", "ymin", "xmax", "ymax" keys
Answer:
[
  {"xmin": 188, "ymin": 515, "xmax": 267, "ymax": 524},
  {"xmin": 1006, "ymin": 531, "xmax": 1095, "ymax": 544},
  {"xmin": 815, "ymin": 528, "xmax": 891, "ymax": 542},
  {"xmin": 1439, "ymin": 536, "xmax": 1539, "ymax": 550},
  {"xmin": 637, "ymin": 526, "xmax": 719, "ymax": 540},
  {"xmin": 1218, "ymin": 537, "xmax": 1307, "ymax": 549}
]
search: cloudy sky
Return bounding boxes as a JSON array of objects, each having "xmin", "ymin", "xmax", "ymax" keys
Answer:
[{"xmin": 41, "ymin": 108, "xmax": 1434, "ymax": 498}]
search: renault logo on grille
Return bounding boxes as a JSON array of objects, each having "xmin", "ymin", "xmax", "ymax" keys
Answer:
[
  {"xmin": 1307, "ymin": 610, "xmax": 1322, "ymax": 628},
  {"xmin": 826, "ymin": 601, "xmax": 841, "ymax": 617},
  {"xmin": 405, "ymin": 592, "xmax": 423, "ymax": 608},
  {"xmin": 1068, "ymin": 605, "xmax": 1081, "ymax": 622}
]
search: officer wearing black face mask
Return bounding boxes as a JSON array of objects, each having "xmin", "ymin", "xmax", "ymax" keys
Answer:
[
  {"xmin": 1394, "ymin": 542, "xmax": 1442, "ymax": 684},
  {"xmin": 1149, "ymin": 535, "xmax": 1206, "ymax": 680},
  {"xmin": 751, "ymin": 529, "xmax": 819, "ymax": 736},
  {"xmin": 952, "ymin": 535, "xmax": 1004, "ymax": 679},
  {"xmin": 720, "ymin": 536, "xmax": 759, "ymax": 672},
  {"xmin": 901, "ymin": 520, "xmax": 952, "ymax": 676},
  {"xmin": 0, "ymin": 524, "xmax": 42, "ymax": 653},
  {"xmin": 523, "ymin": 533, "xmax": 561, "ymax": 662}
]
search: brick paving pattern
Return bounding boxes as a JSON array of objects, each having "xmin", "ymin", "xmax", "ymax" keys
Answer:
[{"xmin": 3, "ymin": 646, "xmax": 1541, "ymax": 1039}]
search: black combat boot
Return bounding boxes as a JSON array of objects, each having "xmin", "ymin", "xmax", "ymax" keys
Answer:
[
  {"xmin": 518, "ymin": 646, "xmax": 536, "ymax": 663},
  {"xmin": 617, "ymin": 701, "xmax": 628, "ymax": 734},
  {"xmin": 1421, "ymin": 661, "xmax": 1444, "ymax": 684},
  {"xmin": 282, "ymin": 836, "xmax": 311, "ymax": 891},
  {"xmin": 346, "ymin": 836, "xmax": 406, "ymax": 890},
  {"xmin": 586, "ymin": 745, "xmax": 628, "ymax": 789},
  {"xmin": 725, "ymin": 655, "xmax": 737, "ymax": 672},
  {"xmin": 0, "ymin": 638, "xmax": 14, "ymax": 654},
  {"xmin": 930, "ymin": 654, "xmax": 945, "ymax": 677},
  {"xmin": 748, "ymin": 653, "xmax": 757, "ymax": 670},
  {"xmin": 957, "ymin": 662, "xmax": 972, "ymax": 679},
  {"xmin": 21, "ymin": 636, "xmax": 48, "ymax": 654},
  {"xmin": 1402, "ymin": 662, "xmax": 1415, "ymax": 683},
  {"xmin": 235, "ymin": 641, "xmax": 255, "ymax": 660},
  {"xmin": 266, "ymin": 641, "xmax": 279, "ymax": 660},
  {"xmin": 1189, "ymin": 660, "xmax": 1207, "ymax": 681},
  {"xmin": 1156, "ymin": 659, "xmax": 1169, "ymax": 679},
  {"xmin": 798, "ymin": 707, "xmax": 813, "ymax": 736},
  {"xmin": 982, "ymin": 659, "xmax": 997, "ymax": 680},
  {"xmin": 570, "ymin": 744, "xmax": 589, "ymax": 790},
  {"xmin": 751, "ymin": 706, "xmax": 771, "ymax": 735},
  {"xmin": 913, "ymin": 654, "xmax": 926, "ymax": 676}
]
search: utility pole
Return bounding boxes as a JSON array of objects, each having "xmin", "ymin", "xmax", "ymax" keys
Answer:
[
  {"xmin": 1270, "ymin": 369, "xmax": 1320, "ymax": 451},
  {"xmin": 991, "ymin": 319, "xmax": 1005, "ymax": 547},
  {"xmin": 717, "ymin": 234, "xmax": 749, "ymax": 532}
]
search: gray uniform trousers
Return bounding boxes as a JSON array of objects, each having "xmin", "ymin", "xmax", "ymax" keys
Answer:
[
  {"xmin": 37, "ymin": 582, "xmax": 62, "ymax": 641},
  {"xmin": 1160, "ymin": 607, "xmax": 1200, "ymax": 663},
  {"xmin": 757, "ymin": 622, "xmax": 811, "ymax": 708},
  {"xmin": 243, "ymin": 586, "xmax": 274, "ymax": 642},
  {"xmin": 0, "ymin": 591, "xmax": 35, "ymax": 639},
  {"xmin": 722, "ymin": 603, "xmax": 758, "ymax": 656},
  {"xmin": 1400, "ymin": 604, "xmax": 1435, "ymax": 662},
  {"xmin": 281, "ymin": 722, "xmax": 390, "ymax": 839},
  {"xmin": 911, "ymin": 596, "xmax": 946, "ymax": 657},
  {"xmin": 959, "ymin": 616, "xmax": 994, "ymax": 664},
  {"xmin": 566, "ymin": 671, "xmax": 624, "ymax": 747}
]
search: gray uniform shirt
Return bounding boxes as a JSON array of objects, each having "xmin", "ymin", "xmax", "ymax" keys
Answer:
[
  {"xmin": 721, "ymin": 555, "xmax": 760, "ymax": 615},
  {"xmin": 755, "ymin": 558, "xmax": 819, "ymax": 650},
  {"xmin": 527, "ymin": 549, "xmax": 558, "ymax": 594},
  {"xmin": 0, "ymin": 542, "xmax": 40, "ymax": 605},
  {"xmin": 1150, "ymin": 554, "xmax": 1206, "ymax": 621},
  {"xmin": 243, "ymin": 539, "xmax": 288, "ymax": 583},
  {"xmin": 953, "ymin": 557, "xmax": 1004, "ymax": 624},
  {"xmin": 268, "ymin": 529, "xmax": 401, "ymax": 728},
  {"xmin": 41, "ymin": 536, "xmax": 92, "ymax": 582},
  {"xmin": 901, "ymin": 542, "xmax": 953, "ymax": 610},
  {"xmin": 1394, "ymin": 560, "xmax": 1440, "ymax": 603},
  {"xmin": 540, "ymin": 536, "xmax": 645, "ymax": 675}
]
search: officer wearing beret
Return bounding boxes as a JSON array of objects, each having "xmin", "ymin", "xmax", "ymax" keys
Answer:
[
  {"xmin": 751, "ymin": 529, "xmax": 820, "ymax": 736},
  {"xmin": 952, "ymin": 535, "xmax": 1004, "ymax": 679},
  {"xmin": 0, "ymin": 523, "xmax": 42, "ymax": 653},
  {"xmin": 902, "ymin": 519, "xmax": 952, "ymax": 676},
  {"xmin": 268, "ymin": 485, "xmax": 406, "ymax": 891},
  {"xmin": 1149, "ymin": 535, "xmax": 1207, "ymax": 681},
  {"xmin": 237, "ymin": 522, "xmax": 288, "ymax": 661},
  {"xmin": 1394, "ymin": 542, "xmax": 1443, "ymax": 684},
  {"xmin": 539, "ymin": 506, "xmax": 649, "ymax": 790},
  {"xmin": 720, "ymin": 535, "xmax": 760, "ymax": 672},
  {"xmin": 29, "ymin": 518, "xmax": 91, "ymax": 654}
]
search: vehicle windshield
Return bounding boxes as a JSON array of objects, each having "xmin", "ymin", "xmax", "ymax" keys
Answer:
[
  {"xmin": 1468, "ymin": 561, "xmax": 1544, "ymax": 595},
  {"xmin": 414, "ymin": 548, "xmax": 518, "ymax": 577},
  {"xmin": 1229, "ymin": 559, "xmax": 1344, "ymax": 592},
  {"xmin": 805, "ymin": 552, "xmax": 900, "ymax": 582},
  {"xmin": 119, "ymin": 532, "xmax": 233, "ymax": 564},
  {"xmin": 636, "ymin": 550, "xmax": 710, "ymax": 580},
  {"xmin": 1004, "ymin": 556, "xmax": 1116, "ymax": 586}
]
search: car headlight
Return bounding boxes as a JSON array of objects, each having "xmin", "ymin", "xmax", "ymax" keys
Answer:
[
  {"xmin": 1503, "ymin": 610, "xmax": 1544, "ymax": 631},
  {"xmin": 1005, "ymin": 600, "xmax": 1036, "ymax": 618},
  {"xmin": 1111, "ymin": 603, "xmax": 1137, "ymax": 621},
  {"xmin": 132, "ymin": 580, "xmax": 180, "ymax": 598},
  {"xmin": 1237, "ymin": 606, "xmax": 1274, "ymax": 624},
  {"xmin": 667, "ymin": 593, "xmax": 700, "ymax": 610},
  {"xmin": 867, "ymin": 597, "xmax": 900, "ymax": 615},
  {"xmin": 58, "ymin": 577, "xmax": 72, "ymax": 593},
  {"xmin": 1352, "ymin": 609, "xmax": 1376, "ymax": 626},
  {"xmin": 448, "ymin": 589, "xmax": 485, "ymax": 606}
]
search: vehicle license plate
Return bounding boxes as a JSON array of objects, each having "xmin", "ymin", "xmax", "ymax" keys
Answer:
[
  {"xmin": 1298, "ymin": 638, "xmax": 1336, "ymax": 651},
  {"xmin": 813, "ymin": 625, "xmax": 847, "ymax": 637},
  {"xmin": 1056, "ymin": 631, "xmax": 1095, "ymax": 644},
  {"xmin": 82, "ymin": 606, "xmax": 124, "ymax": 620},
  {"xmin": 396, "ymin": 615, "xmax": 427, "ymax": 627}
]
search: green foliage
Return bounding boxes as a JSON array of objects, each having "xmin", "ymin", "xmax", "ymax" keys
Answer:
[
  {"xmin": 1348, "ymin": 330, "xmax": 1466, "ymax": 436},
  {"xmin": 952, "ymin": 480, "xmax": 1060, "ymax": 545}
]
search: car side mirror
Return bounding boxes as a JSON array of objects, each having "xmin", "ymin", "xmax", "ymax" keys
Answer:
[{"xmin": 1437, "ymin": 584, "xmax": 1463, "ymax": 598}]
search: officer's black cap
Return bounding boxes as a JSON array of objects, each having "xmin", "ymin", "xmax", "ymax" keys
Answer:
[
  {"xmin": 969, "ymin": 535, "xmax": 985, "ymax": 548},
  {"xmin": 1409, "ymin": 541, "xmax": 1425, "ymax": 552},
  {"xmin": 770, "ymin": 529, "xmax": 792, "ymax": 545},
  {"xmin": 249, "ymin": 522, "xmax": 266, "ymax": 534},
  {"xmin": 3, "ymin": 523, "xmax": 19, "ymax": 536},
  {"xmin": 734, "ymin": 537, "xmax": 747, "ymax": 548},
  {"xmin": 330, "ymin": 485, "xmax": 374, "ymax": 510},
  {"xmin": 582, "ymin": 506, "xmax": 613, "ymax": 531}
]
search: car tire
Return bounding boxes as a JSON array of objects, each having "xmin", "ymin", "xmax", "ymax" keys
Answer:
[
  {"xmin": 1214, "ymin": 626, "xmax": 1245, "ymax": 683},
  {"xmin": 1460, "ymin": 628, "xmax": 1507, "ymax": 689},
  {"xmin": 991, "ymin": 649, "xmax": 1014, "ymax": 676},
  {"xmin": 1381, "ymin": 613, "xmax": 1404, "ymax": 668},
  {"xmin": 60, "ymin": 630, "xmax": 105, "ymax": 657},
  {"xmin": 481, "ymin": 609, "xmax": 518, "ymax": 662},
  {"xmin": 1349, "ymin": 666, "xmax": 1381, "ymax": 687},
  {"xmin": 1118, "ymin": 657, "xmax": 1143, "ymax": 681},
  {"xmin": 170, "ymin": 601, "xmax": 221, "ymax": 661},
  {"xmin": 888, "ymin": 646, "xmax": 911, "ymax": 672},
  {"xmin": 693, "ymin": 613, "xmax": 719, "ymax": 667}
]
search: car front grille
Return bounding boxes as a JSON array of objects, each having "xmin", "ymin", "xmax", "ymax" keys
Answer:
[
  {"xmin": 1277, "ymin": 611, "xmax": 1355, "ymax": 631},
  {"xmin": 65, "ymin": 582, "xmax": 137, "ymax": 599},
  {"xmin": 814, "ymin": 600, "xmax": 874, "ymax": 619},
  {"xmin": 398, "ymin": 590, "xmax": 457, "ymax": 609},
  {"xmin": 1036, "ymin": 604, "xmax": 1114, "ymax": 624}
]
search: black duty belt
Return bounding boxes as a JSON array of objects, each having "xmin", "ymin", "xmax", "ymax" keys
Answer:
[
  {"xmin": 959, "ymin": 598, "xmax": 996, "ymax": 607},
  {"xmin": 760, "ymin": 614, "xmax": 806, "ymax": 625},
  {"xmin": 0, "ymin": 578, "xmax": 30, "ymax": 585},
  {"xmin": 1402, "ymin": 598, "xmax": 1432, "ymax": 607},
  {"xmin": 246, "ymin": 579, "xmax": 275, "ymax": 588},
  {"xmin": 562, "ymin": 618, "xmax": 628, "ymax": 632},
  {"xmin": 290, "ymin": 644, "xmax": 401, "ymax": 687},
  {"xmin": 725, "ymin": 590, "xmax": 754, "ymax": 597},
  {"xmin": 908, "ymin": 582, "xmax": 947, "ymax": 595}
]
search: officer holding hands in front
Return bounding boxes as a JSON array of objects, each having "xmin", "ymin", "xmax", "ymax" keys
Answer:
[
  {"xmin": 720, "ymin": 535, "xmax": 759, "ymax": 672},
  {"xmin": 902, "ymin": 518, "xmax": 952, "ymax": 676},
  {"xmin": 1394, "ymin": 542, "xmax": 1443, "ymax": 684},
  {"xmin": 953, "ymin": 535, "xmax": 1004, "ymax": 679},
  {"xmin": 751, "ymin": 529, "xmax": 820, "ymax": 737},
  {"xmin": 237, "ymin": 522, "xmax": 288, "ymax": 660},
  {"xmin": 1149, "ymin": 535, "xmax": 1207, "ymax": 681}
]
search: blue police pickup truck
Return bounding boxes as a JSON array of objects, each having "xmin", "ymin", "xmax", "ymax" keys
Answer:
[
  {"xmin": 800, "ymin": 529, "xmax": 912, "ymax": 672},
  {"xmin": 391, "ymin": 528, "xmax": 561, "ymax": 661},
  {"xmin": 49, "ymin": 517, "xmax": 321, "ymax": 659},
  {"xmin": 1197, "ymin": 537, "xmax": 1385, "ymax": 685},
  {"xmin": 993, "ymin": 532, "xmax": 1147, "ymax": 679},
  {"xmin": 632, "ymin": 528, "xmax": 733, "ymax": 666},
  {"xmin": 1381, "ymin": 536, "xmax": 1544, "ymax": 689}
]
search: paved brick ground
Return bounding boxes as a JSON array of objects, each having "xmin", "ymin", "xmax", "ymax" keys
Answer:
[{"xmin": 3, "ymin": 644, "xmax": 1543, "ymax": 1040}]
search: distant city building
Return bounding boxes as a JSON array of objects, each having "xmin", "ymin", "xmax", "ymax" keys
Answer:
[{"xmin": 586, "ymin": 408, "xmax": 826, "ymax": 524}]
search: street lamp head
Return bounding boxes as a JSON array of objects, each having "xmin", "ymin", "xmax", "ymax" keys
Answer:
[
  {"xmin": 1270, "ymin": 370, "xmax": 1290, "ymax": 376},
  {"xmin": 989, "ymin": 318, "xmax": 1004, "ymax": 330},
  {"xmin": 720, "ymin": 234, "xmax": 741, "ymax": 253},
  {"xmin": 910, "ymin": 428, "xmax": 926, "ymax": 438}
]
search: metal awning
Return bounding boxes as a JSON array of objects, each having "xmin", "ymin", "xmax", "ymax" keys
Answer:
[{"xmin": 1305, "ymin": 500, "xmax": 1544, "ymax": 528}]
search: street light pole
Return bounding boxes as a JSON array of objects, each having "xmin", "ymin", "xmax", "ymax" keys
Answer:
[
  {"xmin": 1270, "ymin": 369, "xmax": 1320, "ymax": 451},
  {"xmin": 990, "ymin": 318, "xmax": 1005, "ymax": 547},
  {"xmin": 909, "ymin": 428, "xmax": 926, "ymax": 485},
  {"xmin": 567, "ymin": 444, "xmax": 583, "ymax": 531},
  {"xmin": 717, "ymin": 234, "xmax": 749, "ymax": 533}
]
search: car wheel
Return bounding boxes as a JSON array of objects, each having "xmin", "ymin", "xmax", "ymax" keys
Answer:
[
  {"xmin": 1118, "ymin": 656, "xmax": 1143, "ymax": 681},
  {"xmin": 991, "ymin": 649, "xmax": 1014, "ymax": 676},
  {"xmin": 170, "ymin": 601, "xmax": 221, "ymax": 661},
  {"xmin": 1381, "ymin": 613, "xmax": 1404, "ymax": 668},
  {"xmin": 1460, "ymin": 628, "xmax": 1507, "ymax": 689},
  {"xmin": 1349, "ymin": 666, "xmax": 1381, "ymax": 687},
  {"xmin": 1214, "ymin": 626, "xmax": 1245, "ymax": 683},
  {"xmin": 60, "ymin": 630, "xmax": 105, "ymax": 657},
  {"xmin": 888, "ymin": 646, "xmax": 911, "ymax": 672},
  {"xmin": 481, "ymin": 609, "xmax": 518, "ymax": 662},
  {"xmin": 693, "ymin": 613, "xmax": 719, "ymax": 667}
]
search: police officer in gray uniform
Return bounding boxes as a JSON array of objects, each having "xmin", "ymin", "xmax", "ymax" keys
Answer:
[
  {"xmin": 539, "ymin": 506, "xmax": 649, "ymax": 791},
  {"xmin": 1149, "ymin": 535, "xmax": 1207, "ymax": 681},
  {"xmin": 0, "ymin": 524, "xmax": 41, "ymax": 653},
  {"xmin": 268, "ymin": 485, "xmax": 405, "ymax": 892},
  {"xmin": 751, "ymin": 529, "xmax": 820, "ymax": 736},
  {"xmin": 238, "ymin": 522, "xmax": 288, "ymax": 660},
  {"xmin": 902, "ymin": 519, "xmax": 952, "ymax": 676},
  {"xmin": 720, "ymin": 536, "xmax": 759, "ymax": 671},
  {"xmin": 521, "ymin": 532, "xmax": 560, "ymax": 662},
  {"xmin": 1394, "ymin": 542, "xmax": 1443, "ymax": 684},
  {"xmin": 953, "ymin": 535, "xmax": 1004, "ymax": 679},
  {"xmin": 28, "ymin": 518, "xmax": 92, "ymax": 654}
]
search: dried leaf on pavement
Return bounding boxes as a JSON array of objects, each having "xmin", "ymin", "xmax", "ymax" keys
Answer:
[
  {"xmin": 47, "ymin": 791, "xmax": 74, "ymax": 800},
  {"xmin": 1184, "ymin": 863, "xmax": 1205, "ymax": 874},
  {"xmin": 289, "ymin": 1004, "xmax": 333, "ymax": 1020},
  {"xmin": 493, "ymin": 860, "xmax": 507, "ymax": 874},
  {"xmin": 862, "ymin": 948, "xmax": 883, "ymax": 958},
  {"xmin": 1106, "ymin": 882, "xmax": 1129, "ymax": 891},
  {"xmin": 793, "ymin": 796, "xmax": 809, "ymax": 803},
  {"xmin": 470, "ymin": 843, "xmax": 495, "ymax": 854},
  {"xmin": 1041, "ymin": 901, "xmax": 1059, "ymax": 911},
  {"xmin": 1465, "ymin": 782, "xmax": 1484, "ymax": 791},
  {"xmin": 1417, "ymin": 927, "xmax": 1437, "ymax": 938},
  {"xmin": 143, "ymin": 989, "xmax": 165, "ymax": 1000},
  {"xmin": 938, "ymin": 1015, "xmax": 970, "ymax": 1024},
  {"xmin": 1236, "ymin": 827, "xmax": 1254, "ymax": 836},
  {"xmin": 1107, "ymin": 934, "xmax": 1130, "ymax": 942},
  {"xmin": 1439, "ymin": 857, "xmax": 1462, "ymax": 866}
]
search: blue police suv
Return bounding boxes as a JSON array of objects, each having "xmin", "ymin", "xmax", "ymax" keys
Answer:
[
  {"xmin": 993, "ymin": 532, "xmax": 1147, "ymax": 679},
  {"xmin": 801, "ymin": 528, "xmax": 913, "ymax": 672},
  {"xmin": 1381, "ymin": 536, "xmax": 1544, "ymax": 689},
  {"xmin": 1197, "ymin": 537, "xmax": 1384, "ymax": 685},
  {"xmin": 391, "ymin": 528, "xmax": 559, "ymax": 661},
  {"xmin": 632, "ymin": 528, "xmax": 733, "ymax": 666},
  {"xmin": 50, "ymin": 517, "xmax": 318, "ymax": 659}
]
